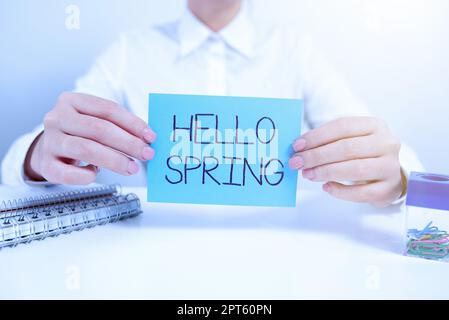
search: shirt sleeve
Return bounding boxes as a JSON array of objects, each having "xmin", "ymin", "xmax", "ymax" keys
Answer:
[
  {"xmin": 1, "ymin": 124, "xmax": 44, "ymax": 185},
  {"xmin": 1, "ymin": 35, "xmax": 127, "ymax": 186},
  {"xmin": 298, "ymin": 37, "xmax": 425, "ymax": 203}
]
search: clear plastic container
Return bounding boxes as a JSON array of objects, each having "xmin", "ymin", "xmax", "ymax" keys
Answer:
[{"xmin": 405, "ymin": 172, "xmax": 449, "ymax": 262}]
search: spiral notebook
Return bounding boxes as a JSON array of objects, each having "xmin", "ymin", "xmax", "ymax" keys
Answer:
[{"xmin": 0, "ymin": 185, "xmax": 141, "ymax": 248}]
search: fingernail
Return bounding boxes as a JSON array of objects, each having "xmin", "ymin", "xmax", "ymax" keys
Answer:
[
  {"xmin": 323, "ymin": 183, "xmax": 331, "ymax": 192},
  {"xmin": 143, "ymin": 127, "xmax": 156, "ymax": 143},
  {"xmin": 127, "ymin": 161, "xmax": 139, "ymax": 175},
  {"xmin": 142, "ymin": 146, "xmax": 155, "ymax": 161},
  {"xmin": 293, "ymin": 138, "xmax": 306, "ymax": 152},
  {"xmin": 288, "ymin": 156, "xmax": 303, "ymax": 169},
  {"xmin": 303, "ymin": 168, "xmax": 315, "ymax": 180}
]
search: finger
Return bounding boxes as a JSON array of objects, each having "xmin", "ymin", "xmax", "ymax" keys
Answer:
[
  {"xmin": 55, "ymin": 134, "xmax": 140, "ymax": 176},
  {"xmin": 60, "ymin": 113, "xmax": 154, "ymax": 161},
  {"xmin": 293, "ymin": 134, "xmax": 387, "ymax": 169},
  {"xmin": 302, "ymin": 157, "xmax": 393, "ymax": 182},
  {"xmin": 323, "ymin": 181, "xmax": 391, "ymax": 205},
  {"xmin": 295, "ymin": 117, "xmax": 386, "ymax": 151},
  {"xmin": 42, "ymin": 159, "xmax": 97, "ymax": 185},
  {"xmin": 61, "ymin": 92, "xmax": 156, "ymax": 143}
]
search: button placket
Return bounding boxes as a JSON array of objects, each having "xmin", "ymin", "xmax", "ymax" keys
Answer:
[{"xmin": 206, "ymin": 36, "xmax": 227, "ymax": 95}]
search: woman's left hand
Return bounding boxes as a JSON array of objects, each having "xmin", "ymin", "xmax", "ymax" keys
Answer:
[{"xmin": 289, "ymin": 117, "xmax": 404, "ymax": 207}]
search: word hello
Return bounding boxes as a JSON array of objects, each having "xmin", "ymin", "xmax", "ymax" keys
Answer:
[{"xmin": 165, "ymin": 114, "xmax": 284, "ymax": 186}]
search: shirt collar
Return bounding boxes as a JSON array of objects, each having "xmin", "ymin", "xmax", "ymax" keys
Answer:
[
  {"xmin": 177, "ymin": 0, "xmax": 255, "ymax": 58},
  {"xmin": 178, "ymin": 7, "xmax": 211, "ymax": 57}
]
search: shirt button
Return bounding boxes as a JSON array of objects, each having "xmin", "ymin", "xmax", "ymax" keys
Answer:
[
  {"xmin": 208, "ymin": 35, "xmax": 224, "ymax": 55},
  {"xmin": 208, "ymin": 34, "xmax": 220, "ymax": 42}
]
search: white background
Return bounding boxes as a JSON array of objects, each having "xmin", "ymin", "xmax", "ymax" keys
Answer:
[{"xmin": 1, "ymin": 0, "xmax": 449, "ymax": 181}]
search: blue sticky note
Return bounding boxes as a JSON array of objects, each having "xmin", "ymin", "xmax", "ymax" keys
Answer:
[{"xmin": 147, "ymin": 94, "xmax": 303, "ymax": 207}]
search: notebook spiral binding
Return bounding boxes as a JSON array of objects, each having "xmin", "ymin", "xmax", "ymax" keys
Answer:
[{"xmin": 0, "ymin": 185, "xmax": 142, "ymax": 248}]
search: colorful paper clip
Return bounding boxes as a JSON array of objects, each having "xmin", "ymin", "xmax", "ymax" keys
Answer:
[{"xmin": 407, "ymin": 222, "xmax": 449, "ymax": 260}]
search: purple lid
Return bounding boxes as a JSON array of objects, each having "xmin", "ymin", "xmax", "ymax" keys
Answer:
[{"xmin": 406, "ymin": 171, "xmax": 449, "ymax": 211}]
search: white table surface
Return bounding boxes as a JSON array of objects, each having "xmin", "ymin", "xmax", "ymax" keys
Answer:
[{"xmin": 1, "ymin": 178, "xmax": 448, "ymax": 299}]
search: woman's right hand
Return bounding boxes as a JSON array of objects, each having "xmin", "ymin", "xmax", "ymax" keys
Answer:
[{"xmin": 25, "ymin": 92, "xmax": 156, "ymax": 184}]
